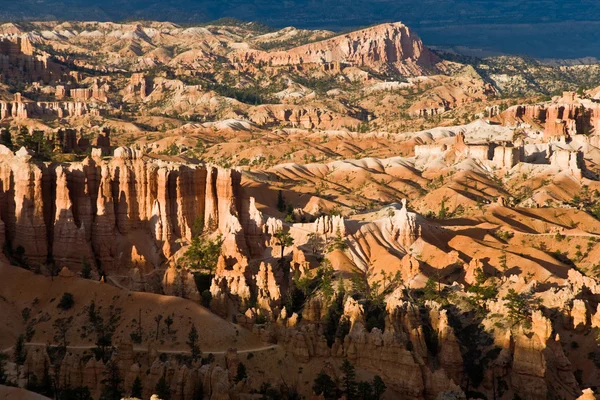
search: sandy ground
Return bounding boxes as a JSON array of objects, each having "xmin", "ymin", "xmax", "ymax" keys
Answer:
[
  {"xmin": 0, "ymin": 386, "xmax": 50, "ymax": 400},
  {"xmin": 0, "ymin": 262, "xmax": 265, "ymax": 352}
]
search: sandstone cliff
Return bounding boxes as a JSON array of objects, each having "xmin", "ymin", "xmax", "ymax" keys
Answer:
[
  {"xmin": 0, "ymin": 146, "xmax": 264, "ymax": 273},
  {"xmin": 229, "ymin": 23, "xmax": 443, "ymax": 76}
]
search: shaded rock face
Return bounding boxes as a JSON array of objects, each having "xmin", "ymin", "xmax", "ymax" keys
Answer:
[
  {"xmin": 0, "ymin": 128, "xmax": 110, "ymax": 155},
  {"xmin": 273, "ymin": 298, "xmax": 464, "ymax": 399},
  {"xmin": 501, "ymin": 99, "xmax": 600, "ymax": 137},
  {"xmin": 229, "ymin": 23, "xmax": 442, "ymax": 76},
  {"xmin": 0, "ymin": 146, "xmax": 264, "ymax": 272},
  {"xmin": 0, "ymin": 36, "xmax": 68, "ymax": 83},
  {"xmin": 23, "ymin": 344, "xmax": 230, "ymax": 400}
]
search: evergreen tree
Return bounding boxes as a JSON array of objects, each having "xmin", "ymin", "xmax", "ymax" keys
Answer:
[
  {"xmin": 306, "ymin": 232, "xmax": 325, "ymax": 255},
  {"xmin": 234, "ymin": 363, "xmax": 247, "ymax": 383},
  {"xmin": 130, "ymin": 376, "xmax": 143, "ymax": 398},
  {"xmin": 81, "ymin": 258, "xmax": 92, "ymax": 279},
  {"xmin": 0, "ymin": 354, "xmax": 7, "ymax": 384},
  {"xmin": 154, "ymin": 375, "xmax": 171, "ymax": 400},
  {"xmin": 340, "ymin": 359, "xmax": 357, "ymax": 400},
  {"xmin": 273, "ymin": 228, "xmax": 294, "ymax": 260},
  {"xmin": 58, "ymin": 386, "xmax": 93, "ymax": 400},
  {"xmin": 154, "ymin": 314, "xmax": 163, "ymax": 340},
  {"xmin": 99, "ymin": 360, "xmax": 122, "ymax": 400},
  {"xmin": 466, "ymin": 268, "xmax": 498, "ymax": 314},
  {"xmin": 14, "ymin": 334, "xmax": 26, "ymax": 365},
  {"xmin": 318, "ymin": 259, "xmax": 335, "ymax": 303},
  {"xmin": 329, "ymin": 228, "xmax": 348, "ymax": 252},
  {"xmin": 357, "ymin": 381, "xmax": 373, "ymax": 400},
  {"xmin": 503, "ymin": 288, "xmax": 538, "ymax": 327},
  {"xmin": 53, "ymin": 317, "xmax": 73, "ymax": 355},
  {"xmin": 187, "ymin": 325, "xmax": 201, "ymax": 361},
  {"xmin": 57, "ymin": 293, "xmax": 75, "ymax": 310},
  {"xmin": 423, "ymin": 277, "xmax": 439, "ymax": 301},
  {"xmin": 164, "ymin": 315, "xmax": 174, "ymax": 334},
  {"xmin": 277, "ymin": 190, "xmax": 286, "ymax": 212},
  {"xmin": 372, "ymin": 375, "xmax": 386, "ymax": 400},
  {"xmin": 312, "ymin": 371, "xmax": 337, "ymax": 399},
  {"xmin": 183, "ymin": 234, "xmax": 223, "ymax": 273},
  {"xmin": 337, "ymin": 277, "xmax": 346, "ymax": 295}
]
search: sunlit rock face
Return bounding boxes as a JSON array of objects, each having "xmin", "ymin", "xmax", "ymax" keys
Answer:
[{"xmin": 0, "ymin": 146, "xmax": 263, "ymax": 272}]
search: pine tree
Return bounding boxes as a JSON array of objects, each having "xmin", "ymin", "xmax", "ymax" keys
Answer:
[
  {"xmin": 59, "ymin": 386, "xmax": 93, "ymax": 400},
  {"xmin": 337, "ymin": 277, "xmax": 346, "ymax": 295},
  {"xmin": 14, "ymin": 334, "xmax": 26, "ymax": 365},
  {"xmin": 340, "ymin": 359, "xmax": 357, "ymax": 400},
  {"xmin": 357, "ymin": 381, "xmax": 373, "ymax": 400},
  {"xmin": 130, "ymin": 376, "xmax": 143, "ymax": 398},
  {"xmin": 372, "ymin": 375, "xmax": 386, "ymax": 400},
  {"xmin": 504, "ymin": 288, "xmax": 530, "ymax": 326},
  {"xmin": 99, "ymin": 360, "xmax": 122, "ymax": 400},
  {"xmin": 318, "ymin": 259, "xmax": 335, "ymax": 303},
  {"xmin": 155, "ymin": 375, "xmax": 171, "ymax": 400},
  {"xmin": 329, "ymin": 228, "xmax": 348, "ymax": 252},
  {"xmin": 154, "ymin": 314, "xmax": 163, "ymax": 340},
  {"xmin": 423, "ymin": 277, "xmax": 439, "ymax": 301},
  {"xmin": 187, "ymin": 325, "xmax": 201, "ymax": 361},
  {"xmin": 81, "ymin": 258, "xmax": 92, "ymax": 279},
  {"xmin": 0, "ymin": 354, "xmax": 7, "ymax": 384},
  {"xmin": 277, "ymin": 190, "xmax": 286, "ymax": 212},
  {"xmin": 234, "ymin": 363, "xmax": 247, "ymax": 383},
  {"xmin": 164, "ymin": 315, "xmax": 174, "ymax": 334},
  {"xmin": 312, "ymin": 371, "xmax": 337, "ymax": 399},
  {"xmin": 53, "ymin": 316, "xmax": 73, "ymax": 355},
  {"xmin": 273, "ymin": 228, "xmax": 294, "ymax": 259}
]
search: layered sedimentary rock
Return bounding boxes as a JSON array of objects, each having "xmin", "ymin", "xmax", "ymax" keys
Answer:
[
  {"xmin": 124, "ymin": 72, "xmax": 151, "ymax": 99},
  {"xmin": 550, "ymin": 148, "xmax": 584, "ymax": 179},
  {"xmin": 0, "ymin": 146, "xmax": 263, "ymax": 272},
  {"xmin": 313, "ymin": 214, "xmax": 346, "ymax": 236},
  {"xmin": 229, "ymin": 23, "xmax": 442, "ymax": 76},
  {"xmin": 209, "ymin": 255, "xmax": 253, "ymax": 317},
  {"xmin": 0, "ymin": 36, "xmax": 67, "ymax": 83},
  {"xmin": 386, "ymin": 199, "xmax": 421, "ymax": 248},
  {"xmin": 247, "ymin": 105, "xmax": 360, "ymax": 130},
  {"xmin": 452, "ymin": 132, "xmax": 523, "ymax": 168},
  {"xmin": 63, "ymin": 81, "xmax": 109, "ymax": 102},
  {"xmin": 571, "ymin": 299, "xmax": 589, "ymax": 330},
  {"xmin": 500, "ymin": 94, "xmax": 600, "ymax": 136},
  {"xmin": 23, "ymin": 343, "xmax": 231, "ymax": 400},
  {"xmin": 0, "ymin": 98, "xmax": 101, "ymax": 120},
  {"xmin": 272, "ymin": 297, "xmax": 464, "ymax": 399}
]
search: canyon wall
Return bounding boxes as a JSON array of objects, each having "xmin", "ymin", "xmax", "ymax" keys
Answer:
[
  {"xmin": 0, "ymin": 146, "xmax": 263, "ymax": 273},
  {"xmin": 500, "ymin": 97, "xmax": 600, "ymax": 137},
  {"xmin": 0, "ymin": 36, "xmax": 67, "ymax": 83},
  {"xmin": 0, "ymin": 98, "xmax": 101, "ymax": 120},
  {"xmin": 229, "ymin": 23, "xmax": 442, "ymax": 76}
]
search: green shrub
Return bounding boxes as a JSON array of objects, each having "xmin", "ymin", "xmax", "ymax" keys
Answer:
[{"xmin": 57, "ymin": 293, "xmax": 74, "ymax": 310}]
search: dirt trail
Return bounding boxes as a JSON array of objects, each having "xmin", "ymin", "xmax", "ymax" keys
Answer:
[{"xmin": 1, "ymin": 342, "xmax": 278, "ymax": 355}]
